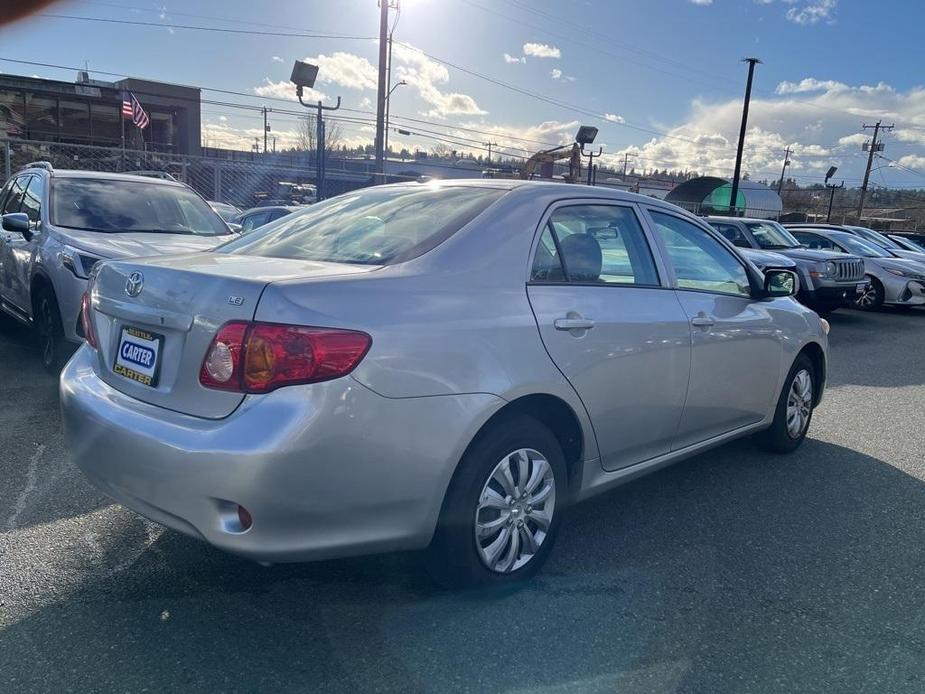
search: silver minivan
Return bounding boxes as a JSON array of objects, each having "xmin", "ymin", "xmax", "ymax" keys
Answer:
[{"xmin": 62, "ymin": 181, "xmax": 828, "ymax": 587}]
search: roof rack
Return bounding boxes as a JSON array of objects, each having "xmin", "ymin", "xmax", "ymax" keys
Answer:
[
  {"xmin": 124, "ymin": 170, "xmax": 178, "ymax": 182},
  {"xmin": 20, "ymin": 161, "xmax": 54, "ymax": 173}
]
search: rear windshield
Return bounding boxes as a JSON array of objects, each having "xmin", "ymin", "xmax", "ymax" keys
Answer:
[
  {"xmin": 51, "ymin": 178, "xmax": 230, "ymax": 236},
  {"xmin": 218, "ymin": 185, "xmax": 505, "ymax": 265}
]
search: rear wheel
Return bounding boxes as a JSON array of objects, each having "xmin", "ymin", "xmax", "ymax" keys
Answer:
[
  {"xmin": 427, "ymin": 415, "xmax": 567, "ymax": 589},
  {"xmin": 33, "ymin": 286, "xmax": 67, "ymax": 374},
  {"xmin": 754, "ymin": 354, "xmax": 815, "ymax": 454},
  {"xmin": 854, "ymin": 277, "xmax": 884, "ymax": 311}
]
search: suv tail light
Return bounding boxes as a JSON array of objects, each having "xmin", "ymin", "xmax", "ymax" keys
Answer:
[
  {"xmin": 80, "ymin": 292, "xmax": 98, "ymax": 349},
  {"xmin": 200, "ymin": 321, "xmax": 371, "ymax": 393}
]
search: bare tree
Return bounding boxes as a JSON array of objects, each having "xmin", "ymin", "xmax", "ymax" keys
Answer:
[
  {"xmin": 430, "ymin": 142, "xmax": 453, "ymax": 158},
  {"xmin": 296, "ymin": 114, "xmax": 343, "ymax": 152}
]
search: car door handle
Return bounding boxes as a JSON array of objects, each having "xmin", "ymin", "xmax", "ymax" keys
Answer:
[
  {"xmin": 554, "ymin": 318, "xmax": 595, "ymax": 331},
  {"xmin": 690, "ymin": 315, "xmax": 715, "ymax": 328}
]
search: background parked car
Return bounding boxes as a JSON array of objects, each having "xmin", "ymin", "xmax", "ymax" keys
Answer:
[
  {"xmin": 888, "ymin": 231, "xmax": 925, "ymax": 249},
  {"xmin": 233, "ymin": 205, "xmax": 303, "ymax": 233},
  {"xmin": 0, "ymin": 163, "xmax": 235, "ymax": 371},
  {"xmin": 788, "ymin": 223, "xmax": 925, "ymax": 265},
  {"xmin": 888, "ymin": 234, "xmax": 925, "ymax": 253},
  {"xmin": 789, "ymin": 227, "xmax": 925, "ymax": 311},
  {"xmin": 63, "ymin": 181, "xmax": 826, "ymax": 588},
  {"xmin": 209, "ymin": 201, "xmax": 242, "ymax": 223},
  {"xmin": 707, "ymin": 216, "xmax": 866, "ymax": 314}
]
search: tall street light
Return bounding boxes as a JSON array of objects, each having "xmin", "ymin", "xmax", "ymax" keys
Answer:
[
  {"xmin": 730, "ymin": 57, "xmax": 761, "ymax": 216},
  {"xmin": 384, "ymin": 79, "xmax": 407, "ymax": 159},
  {"xmin": 824, "ymin": 166, "xmax": 844, "ymax": 223},
  {"xmin": 291, "ymin": 60, "xmax": 341, "ymax": 202}
]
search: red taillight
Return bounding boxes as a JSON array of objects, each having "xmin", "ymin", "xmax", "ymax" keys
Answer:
[
  {"xmin": 80, "ymin": 292, "xmax": 97, "ymax": 349},
  {"xmin": 199, "ymin": 321, "xmax": 371, "ymax": 394}
]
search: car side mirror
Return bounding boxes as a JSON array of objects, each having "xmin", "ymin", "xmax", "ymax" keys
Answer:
[
  {"xmin": 227, "ymin": 222, "xmax": 243, "ymax": 234},
  {"xmin": 2, "ymin": 212, "xmax": 32, "ymax": 240},
  {"xmin": 763, "ymin": 269, "xmax": 797, "ymax": 298}
]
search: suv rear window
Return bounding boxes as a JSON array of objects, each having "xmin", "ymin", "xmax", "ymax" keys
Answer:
[
  {"xmin": 50, "ymin": 178, "xmax": 229, "ymax": 236},
  {"xmin": 219, "ymin": 185, "xmax": 505, "ymax": 265}
]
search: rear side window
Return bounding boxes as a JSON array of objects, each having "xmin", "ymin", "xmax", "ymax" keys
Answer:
[
  {"xmin": 220, "ymin": 185, "xmax": 504, "ymax": 265},
  {"xmin": 531, "ymin": 204, "xmax": 659, "ymax": 285},
  {"xmin": 3, "ymin": 175, "xmax": 30, "ymax": 214}
]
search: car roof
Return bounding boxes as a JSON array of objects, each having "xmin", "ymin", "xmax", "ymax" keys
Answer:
[
  {"xmin": 24, "ymin": 168, "xmax": 185, "ymax": 187},
  {"xmin": 705, "ymin": 216, "xmax": 783, "ymax": 224}
]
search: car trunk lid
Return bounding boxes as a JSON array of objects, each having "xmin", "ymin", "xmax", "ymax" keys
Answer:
[{"xmin": 90, "ymin": 253, "xmax": 376, "ymax": 419}]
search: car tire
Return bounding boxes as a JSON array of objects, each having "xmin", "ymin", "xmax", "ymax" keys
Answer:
[
  {"xmin": 754, "ymin": 353, "xmax": 816, "ymax": 454},
  {"xmin": 427, "ymin": 414, "xmax": 567, "ymax": 589},
  {"xmin": 854, "ymin": 277, "xmax": 884, "ymax": 311},
  {"xmin": 33, "ymin": 285, "xmax": 68, "ymax": 374}
]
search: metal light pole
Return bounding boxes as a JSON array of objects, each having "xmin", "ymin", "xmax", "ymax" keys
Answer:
[
  {"xmin": 824, "ymin": 166, "xmax": 844, "ymax": 223},
  {"xmin": 730, "ymin": 58, "xmax": 761, "ymax": 215},
  {"xmin": 384, "ymin": 79, "xmax": 407, "ymax": 158},
  {"xmin": 291, "ymin": 60, "xmax": 341, "ymax": 202},
  {"xmin": 374, "ymin": 0, "xmax": 390, "ymax": 178}
]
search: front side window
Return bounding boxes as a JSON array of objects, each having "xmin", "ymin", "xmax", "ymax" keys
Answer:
[
  {"xmin": 531, "ymin": 204, "xmax": 659, "ymax": 285},
  {"xmin": 3, "ymin": 175, "xmax": 30, "ymax": 215},
  {"xmin": 220, "ymin": 185, "xmax": 504, "ymax": 265},
  {"xmin": 21, "ymin": 175, "xmax": 44, "ymax": 223},
  {"xmin": 50, "ymin": 178, "xmax": 229, "ymax": 236},
  {"xmin": 651, "ymin": 211, "xmax": 751, "ymax": 298}
]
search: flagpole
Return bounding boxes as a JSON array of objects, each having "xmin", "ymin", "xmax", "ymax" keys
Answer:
[{"xmin": 120, "ymin": 107, "xmax": 126, "ymax": 171}]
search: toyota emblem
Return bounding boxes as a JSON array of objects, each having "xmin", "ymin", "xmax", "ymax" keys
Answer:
[{"xmin": 125, "ymin": 271, "xmax": 144, "ymax": 297}]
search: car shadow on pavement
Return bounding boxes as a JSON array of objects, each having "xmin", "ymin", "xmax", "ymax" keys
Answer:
[{"xmin": 3, "ymin": 438, "xmax": 925, "ymax": 693}]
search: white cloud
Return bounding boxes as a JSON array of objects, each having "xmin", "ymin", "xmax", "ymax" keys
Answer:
[
  {"xmin": 503, "ymin": 53, "xmax": 526, "ymax": 64},
  {"xmin": 603, "ymin": 79, "xmax": 925, "ymax": 182},
  {"xmin": 549, "ymin": 68, "xmax": 575, "ymax": 82},
  {"xmin": 305, "ymin": 51, "xmax": 378, "ymax": 90},
  {"xmin": 776, "ymin": 78, "xmax": 848, "ymax": 95},
  {"xmin": 523, "ymin": 42, "xmax": 561, "ymax": 59},
  {"xmin": 272, "ymin": 56, "xmax": 285, "ymax": 63},
  {"xmin": 786, "ymin": 0, "xmax": 837, "ymax": 25},
  {"xmin": 897, "ymin": 155, "xmax": 925, "ymax": 171},
  {"xmin": 392, "ymin": 43, "xmax": 487, "ymax": 118},
  {"xmin": 605, "ymin": 113, "xmax": 625, "ymax": 124},
  {"xmin": 253, "ymin": 78, "xmax": 327, "ymax": 102},
  {"xmin": 689, "ymin": 0, "xmax": 713, "ymax": 5}
]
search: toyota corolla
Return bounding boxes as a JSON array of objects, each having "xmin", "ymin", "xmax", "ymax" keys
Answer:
[{"xmin": 61, "ymin": 181, "xmax": 828, "ymax": 587}]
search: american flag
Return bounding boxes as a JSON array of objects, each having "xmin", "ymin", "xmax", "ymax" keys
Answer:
[{"xmin": 121, "ymin": 91, "xmax": 150, "ymax": 129}]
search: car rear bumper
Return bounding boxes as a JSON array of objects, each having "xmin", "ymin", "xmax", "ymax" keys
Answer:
[{"xmin": 60, "ymin": 345, "xmax": 502, "ymax": 562}]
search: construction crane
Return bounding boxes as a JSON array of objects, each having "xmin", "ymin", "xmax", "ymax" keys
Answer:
[{"xmin": 518, "ymin": 143, "xmax": 583, "ymax": 183}]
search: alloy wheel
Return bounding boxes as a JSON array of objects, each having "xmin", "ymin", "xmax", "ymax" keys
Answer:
[
  {"xmin": 474, "ymin": 448, "xmax": 556, "ymax": 574},
  {"xmin": 855, "ymin": 284, "xmax": 878, "ymax": 309},
  {"xmin": 786, "ymin": 369, "xmax": 813, "ymax": 439}
]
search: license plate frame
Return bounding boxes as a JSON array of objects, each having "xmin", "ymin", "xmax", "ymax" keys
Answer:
[{"xmin": 113, "ymin": 326, "xmax": 164, "ymax": 388}]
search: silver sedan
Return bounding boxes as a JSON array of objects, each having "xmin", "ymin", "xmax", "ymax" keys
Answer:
[{"xmin": 61, "ymin": 181, "xmax": 828, "ymax": 587}]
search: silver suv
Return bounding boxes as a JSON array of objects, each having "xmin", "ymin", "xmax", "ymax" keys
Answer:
[
  {"xmin": 0, "ymin": 163, "xmax": 234, "ymax": 371},
  {"xmin": 706, "ymin": 216, "xmax": 867, "ymax": 314}
]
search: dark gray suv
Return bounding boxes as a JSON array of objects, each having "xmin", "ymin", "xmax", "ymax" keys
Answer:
[{"xmin": 706, "ymin": 216, "xmax": 867, "ymax": 314}]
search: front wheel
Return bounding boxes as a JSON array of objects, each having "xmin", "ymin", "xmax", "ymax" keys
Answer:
[
  {"xmin": 854, "ymin": 277, "xmax": 884, "ymax": 311},
  {"xmin": 427, "ymin": 415, "xmax": 567, "ymax": 589},
  {"xmin": 33, "ymin": 286, "xmax": 67, "ymax": 374},
  {"xmin": 754, "ymin": 354, "xmax": 815, "ymax": 454}
]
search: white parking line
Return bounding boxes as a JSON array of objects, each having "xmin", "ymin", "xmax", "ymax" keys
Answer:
[{"xmin": 3, "ymin": 443, "xmax": 45, "ymax": 531}]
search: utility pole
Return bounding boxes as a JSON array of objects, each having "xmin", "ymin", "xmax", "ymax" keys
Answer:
[
  {"xmin": 374, "ymin": 0, "xmax": 390, "ymax": 179},
  {"xmin": 777, "ymin": 146, "xmax": 791, "ymax": 194},
  {"xmin": 857, "ymin": 121, "xmax": 894, "ymax": 220},
  {"xmin": 484, "ymin": 141, "xmax": 498, "ymax": 164},
  {"xmin": 622, "ymin": 152, "xmax": 637, "ymax": 178},
  {"xmin": 730, "ymin": 57, "xmax": 761, "ymax": 216},
  {"xmin": 262, "ymin": 106, "xmax": 270, "ymax": 153}
]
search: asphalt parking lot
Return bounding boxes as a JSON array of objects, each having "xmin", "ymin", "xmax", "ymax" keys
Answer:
[{"xmin": 2, "ymin": 308, "xmax": 925, "ymax": 694}]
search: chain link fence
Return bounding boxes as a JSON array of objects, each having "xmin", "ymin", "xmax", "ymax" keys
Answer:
[{"xmin": 1, "ymin": 138, "xmax": 386, "ymax": 209}]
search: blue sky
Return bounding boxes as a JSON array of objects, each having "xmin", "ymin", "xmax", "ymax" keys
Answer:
[{"xmin": 1, "ymin": 0, "xmax": 924, "ymax": 187}]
